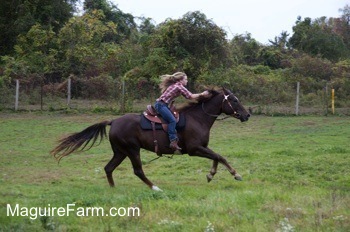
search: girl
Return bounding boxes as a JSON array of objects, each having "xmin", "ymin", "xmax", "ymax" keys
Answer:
[{"xmin": 154, "ymin": 72, "xmax": 209, "ymax": 151}]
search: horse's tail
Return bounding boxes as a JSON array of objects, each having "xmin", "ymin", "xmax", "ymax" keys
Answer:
[{"xmin": 51, "ymin": 120, "xmax": 112, "ymax": 162}]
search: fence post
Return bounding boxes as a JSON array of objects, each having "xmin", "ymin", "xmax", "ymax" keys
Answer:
[
  {"xmin": 120, "ymin": 79, "xmax": 125, "ymax": 113},
  {"xmin": 40, "ymin": 82, "xmax": 43, "ymax": 111},
  {"xmin": 15, "ymin": 79, "xmax": 19, "ymax": 111},
  {"xmin": 295, "ymin": 82, "xmax": 300, "ymax": 115},
  {"xmin": 331, "ymin": 88, "xmax": 335, "ymax": 114},
  {"xmin": 67, "ymin": 78, "xmax": 71, "ymax": 107},
  {"xmin": 324, "ymin": 83, "xmax": 328, "ymax": 116}
]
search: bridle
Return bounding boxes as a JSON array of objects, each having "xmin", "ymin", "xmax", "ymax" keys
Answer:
[{"xmin": 202, "ymin": 93, "xmax": 241, "ymax": 119}]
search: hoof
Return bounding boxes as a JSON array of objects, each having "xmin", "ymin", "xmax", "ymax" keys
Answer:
[
  {"xmin": 151, "ymin": 185, "xmax": 163, "ymax": 191},
  {"xmin": 206, "ymin": 174, "xmax": 213, "ymax": 183},
  {"xmin": 234, "ymin": 174, "xmax": 242, "ymax": 181}
]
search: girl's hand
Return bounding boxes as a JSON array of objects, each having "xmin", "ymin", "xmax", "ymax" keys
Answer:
[{"xmin": 201, "ymin": 90, "xmax": 210, "ymax": 96}]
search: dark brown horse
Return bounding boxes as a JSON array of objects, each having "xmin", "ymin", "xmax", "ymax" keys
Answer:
[{"xmin": 51, "ymin": 88, "xmax": 250, "ymax": 191}]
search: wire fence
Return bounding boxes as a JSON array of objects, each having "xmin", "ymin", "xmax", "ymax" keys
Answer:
[{"xmin": 0, "ymin": 78, "xmax": 349, "ymax": 116}]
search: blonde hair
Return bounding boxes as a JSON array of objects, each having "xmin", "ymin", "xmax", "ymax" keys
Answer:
[{"xmin": 159, "ymin": 72, "xmax": 187, "ymax": 93}]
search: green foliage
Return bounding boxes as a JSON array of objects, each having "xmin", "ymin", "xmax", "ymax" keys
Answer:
[
  {"xmin": 84, "ymin": 0, "xmax": 136, "ymax": 43},
  {"xmin": 1, "ymin": 56, "xmax": 28, "ymax": 81},
  {"xmin": 57, "ymin": 10, "xmax": 119, "ymax": 76},
  {"xmin": 291, "ymin": 54, "xmax": 333, "ymax": 80},
  {"xmin": 143, "ymin": 47, "xmax": 177, "ymax": 79},
  {"xmin": 78, "ymin": 74, "xmax": 115, "ymax": 100},
  {"xmin": 230, "ymin": 33, "xmax": 262, "ymax": 65},
  {"xmin": 259, "ymin": 47, "xmax": 284, "ymax": 69},
  {"xmin": 337, "ymin": 5, "xmax": 350, "ymax": 49},
  {"xmin": 15, "ymin": 24, "xmax": 57, "ymax": 74},
  {"xmin": 1, "ymin": 23, "xmax": 57, "ymax": 78},
  {"xmin": 1, "ymin": 1, "xmax": 350, "ymax": 108},
  {"xmin": 289, "ymin": 16, "xmax": 350, "ymax": 61},
  {"xmin": 269, "ymin": 31, "xmax": 290, "ymax": 49},
  {"xmin": 331, "ymin": 59, "xmax": 350, "ymax": 102},
  {"xmin": 145, "ymin": 11, "xmax": 229, "ymax": 81},
  {"xmin": 0, "ymin": 0, "xmax": 77, "ymax": 56},
  {"xmin": 230, "ymin": 66, "xmax": 294, "ymax": 104}
]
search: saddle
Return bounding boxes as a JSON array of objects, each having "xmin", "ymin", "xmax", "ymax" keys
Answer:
[
  {"xmin": 141, "ymin": 104, "xmax": 185, "ymax": 155},
  {"xmin": 143, "ymin": 104, "xmax": 180, "ymax": 130}
]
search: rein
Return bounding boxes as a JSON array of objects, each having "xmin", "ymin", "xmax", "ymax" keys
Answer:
[
  {"xmin": 146, "ymin": 154, "xmax": 174, "ymax": 164},
  {"xmin": 202, "ymin": 94, "xmax": 239, "ymax": 119}
]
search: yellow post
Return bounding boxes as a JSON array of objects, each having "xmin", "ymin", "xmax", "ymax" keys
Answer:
[{"xmin": 331, "ymin": 89, "xmax": 335, "ymax": 114}]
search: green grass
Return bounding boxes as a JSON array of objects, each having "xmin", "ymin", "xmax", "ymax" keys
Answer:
[{"xmin": 0, "ymin": 113, "xmax": 349, "ymax": 231}]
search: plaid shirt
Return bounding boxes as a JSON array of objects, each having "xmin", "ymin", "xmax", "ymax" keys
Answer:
[{"xmin": 157, "ymin": 82, "xmax": 193, "ymax": 103}]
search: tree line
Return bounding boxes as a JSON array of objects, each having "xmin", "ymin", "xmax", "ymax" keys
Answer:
[{"xmin": 1, "ymin": 0, "xmax": 349, "ymax": 107}]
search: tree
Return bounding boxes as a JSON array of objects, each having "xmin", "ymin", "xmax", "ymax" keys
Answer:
[
  {"xmin": 229, "ymin": 33, "xmax": 261, "ymax": 65},
  {"xmin": 259, "ymin": 47, "xmax": 283, "ymax": 69},
  {"xmin": 83, "ymin": 0, "xmax": 136, "ymax": 43},
  {"xmin": 291, "ymin": 54, "xmax": 333, "ymax": 81},
  {"xmin": 269, "ymin": 31, "xmax": 289, "ymax": 49},
  {"xmin": 57, "ymin": 10, "xmax": 119, "ymax": 77},
  {"xmin": 339, "ymin": 4, "xmax": 350, "ymax": 25},
  {"xmin": 0, "ymin": 0, "xmax": 77, "ymax": 56},
  {"xmin": 138, "ymin": 17, "xmax": 156, "ymax": 35},
  {"xmin": 145, "ymin": 11, "xmax": 230, "ymax": 84},
  {"xmin": 1, "ymin": 23, "xmax": 58, "ymax": 90},
  {"xmin": 137, "ymin": 17, "xmax": 156, "ymax": 54},
  {"xmin": 333, "ymin": 5, "xmax": 350, "ymax": 50},
  {"xmin": 289, "ymin": 16, "xmax": 349, "ymax": 61}
]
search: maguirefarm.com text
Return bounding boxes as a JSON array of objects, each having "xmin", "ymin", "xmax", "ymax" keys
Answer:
[{"xmin": 7, "ymin": 203, "xmax": 140, "ymax": 220}]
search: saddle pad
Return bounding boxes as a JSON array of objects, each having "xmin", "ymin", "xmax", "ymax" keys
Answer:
[{"xmin": 140, "ymin": 113, "xmax": 186, "ymax": 131}]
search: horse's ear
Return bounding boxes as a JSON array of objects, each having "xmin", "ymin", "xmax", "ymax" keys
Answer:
[{"xmin": 222, "ymin": 87, "xmax": 231, "ymax": 95}]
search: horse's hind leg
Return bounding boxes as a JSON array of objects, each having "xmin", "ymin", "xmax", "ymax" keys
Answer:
[
  {"xmin": 128, "ymin": 149, "xmax": 162, "ymax": 191},
  {"xmin": 104, "ymin": 148, "xmax": 127, "ymax": 187}
]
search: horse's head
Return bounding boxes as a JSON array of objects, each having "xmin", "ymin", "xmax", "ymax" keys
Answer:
[
  {"xmin": 218, "ymin": 88, "xmax": 250, "ymax": 122},
  {"xmin": 182, "ymin": 87, "xmax": 250, "ymax": 122}
]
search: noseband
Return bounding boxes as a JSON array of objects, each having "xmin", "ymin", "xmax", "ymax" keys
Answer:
[{"xmin": 202, "ymin": 94, "xmax": 240, "ymax": 118}]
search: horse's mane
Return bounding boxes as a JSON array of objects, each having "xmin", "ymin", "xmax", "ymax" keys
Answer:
[{"xmin": 177, "ymin": 87, "xmax": 222, "ymax": 113}]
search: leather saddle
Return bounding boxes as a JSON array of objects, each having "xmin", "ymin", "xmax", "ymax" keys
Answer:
[
  {"xmin": 142, "ymin": 104, "xmax": 180, "ymax": 131},
  {"xmin": 141, "ymin": 104, "xmax": 185, "ymax": 155}
]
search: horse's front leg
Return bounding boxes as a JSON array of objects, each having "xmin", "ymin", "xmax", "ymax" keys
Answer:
[
  {"xmin": 189, "ymin": 146, "xmax": 242, "ymax": 181},
  {"xmin": 206, "ymin": 160, "xmax": 218, "ymax": 182}
]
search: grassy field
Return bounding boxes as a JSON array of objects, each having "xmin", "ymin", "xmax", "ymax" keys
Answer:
[{"xmin": 0, "ymin": 113, "xmax": 349, "ymax": 231}]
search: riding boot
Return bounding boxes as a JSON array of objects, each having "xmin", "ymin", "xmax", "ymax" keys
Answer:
[{"xmin": 169, "ymin": 139, "xmax": 182, "ymax": 151}]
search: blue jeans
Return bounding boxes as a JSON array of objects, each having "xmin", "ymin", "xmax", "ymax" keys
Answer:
[{"xmin": 154, "ymin": 101, "xmax": 177, "ymax": 142}]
